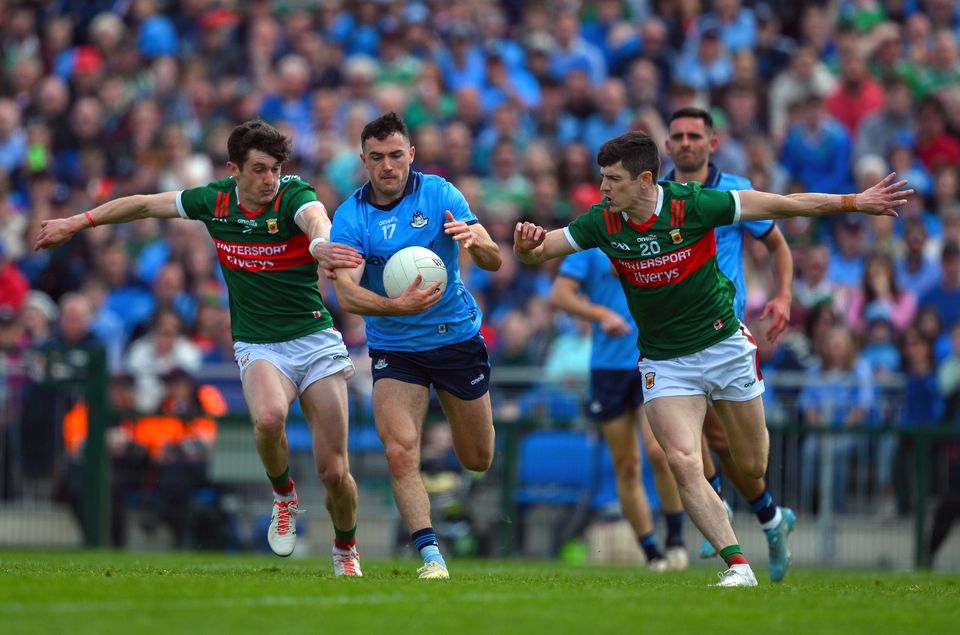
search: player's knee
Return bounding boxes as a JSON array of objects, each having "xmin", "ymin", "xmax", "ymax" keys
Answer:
[
  {"xmin": 383, "ymin": 442, "xmax": 419, "ymax": 476},
  {"xmin": 252, "ymin": 406, "xmax": 287, "ymax": 439},
  {"xmin": 461, "ymin": 445, "xmax": 493, "ymax": 472},
  {"xmin": 318, "ymin": 457, "xmax": 348, "ymax": 489},
  {"xmin": 613, "ymin": 455, "xmax": 640, "ymax": 483},
  {"xmin": 665, "ymin": 449, "xmax": 701, "ymax": 485},
  {"xmin": 736, "ymin": 454, "xmax": 768, "ymax": 480}
]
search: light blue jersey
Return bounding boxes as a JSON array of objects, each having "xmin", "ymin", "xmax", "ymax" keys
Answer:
[
  {"xmin": 331, "ymin": 171, "xmax": 482, "ymax": 351},
  {"xmin": 665, "ymin": 164, "xmax": 774, "ymax": 320},
  {"xmin": 558, "ymin": 249, "xmax": 638, "ymax": 371}
]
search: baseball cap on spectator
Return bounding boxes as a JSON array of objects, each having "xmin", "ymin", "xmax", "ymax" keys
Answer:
[
  {"xmin": 525, "ymin": 33, "xmax": 555, "ymax": 54},
  {"xmin": 138, "ymin": 15, "xmax": 178, "ymax": 58},
  {"xmin": 755, "ymin": 3, "xmax": 776, "ymax": 24},
  {"xmin": 200, "ymin": 8, "xmax": 239, "ymax": 31},
  {"xmin": 700, "ymin": 20, "xmax": 722, "ymax": 41},
  {"xmin": 403, "ymin": 2, "xmax": 430, "ymax": 24},
  {"xmin": 446, "ymin": 22, "xmax": 476, "ymax": 42},
  {"xmin": 891, "ymin": 130, "xmax": 916, "ymax": 150},
  {"xmin": 854, "ymin": 154, "xmax": 889, "ymax": 181},
  {"xmin": 344, "ymin": 55, "xmax": 379, "ymax": 82},
  {"xmin": 23, "ymin": 290, "xmax": 59, "ymax": 323},
  {"xmin": 73, "ymin": 46, "xmax": 103, "ymax": 75}
]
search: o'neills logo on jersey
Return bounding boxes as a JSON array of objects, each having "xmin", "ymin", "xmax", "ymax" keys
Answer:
[
  {"xmin": 612, "ymin": 232, "xmax": 716, "ymax": 288},
  {"xmin": 213, "ymin": 234, "xmax": 314, "ymax": 272}
]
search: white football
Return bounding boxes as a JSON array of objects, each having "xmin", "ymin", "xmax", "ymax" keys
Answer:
[{"xmin": 382, "ymin": 246, "xmax": 448, "ymax": 298}]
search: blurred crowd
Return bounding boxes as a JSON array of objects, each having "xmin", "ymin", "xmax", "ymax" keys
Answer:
[{"xmin": 1, "ymin": 0, "xmax": 960, "ymax": 500}]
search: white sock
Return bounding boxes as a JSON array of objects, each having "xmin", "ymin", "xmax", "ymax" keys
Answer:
[{"xmin": 761, "ymin": 507, "xmax": 782, "ymax": 531}]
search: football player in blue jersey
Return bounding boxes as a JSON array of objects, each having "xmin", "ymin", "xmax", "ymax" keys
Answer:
[
  {"xmin": 664, "ymin": 107, "xmax": 796, "ymax": 582},
  {"xmin": 330, "ymin": 112, "xmax": 502, "ymax": 580}
]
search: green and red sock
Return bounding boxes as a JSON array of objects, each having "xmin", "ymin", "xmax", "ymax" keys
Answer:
[{"xmin": 719, "ymin": 545, "xmax": 749, "ymax": 567}]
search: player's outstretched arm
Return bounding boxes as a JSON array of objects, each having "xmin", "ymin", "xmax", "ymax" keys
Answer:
[
  {"xmin": 331, "ymin": 263, "xmax": 442, "ymax": 317},
  {"xmin": 513, "ymin": 222, "xmax": 576, "ymax": 265},
  {"xmin": 443, "ymin": 211, "xmax": 501, "ymax": 271},
  {"xmin": 738, "ymin": 172, "xmax": 913, "ymax": 223},
  {"xmin": 34, "ymin": 191, "xmax": 182, "ymax": 250},
  {"xmin": 295, "ymin": 203, "xmax": 363, "ymax": 278}
]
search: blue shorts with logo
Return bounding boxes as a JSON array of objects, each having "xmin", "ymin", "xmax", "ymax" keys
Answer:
[
  {"xmin": 587, "ymin": 369, "xmax": 645, "ymax": 423},
  {"xmin": 368, "ymin": 333, "xmax": 490, "ymax": 400}
]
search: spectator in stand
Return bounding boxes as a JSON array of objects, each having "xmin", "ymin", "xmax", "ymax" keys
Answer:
[
  {"xmin": 827, "ymin": 215, "xmax": 869, "ymax": 292},
  {"xmin": 855, "ymin": 77, "xmax": 915, "ymax": 162},
  {"xmin": 768, "ymin": 44, "xmax": 837, "ymax": 142},
  {"xmin": 897, "ymin": 218, "xmax": 943, "ymax": 299},
  {"xmin": 548, "ymin": 8, "xmax": 607, "ymax": 86},
  {"xmin": 915, "ymin": 96, "xmax": 960, "ymax": 171},
  {"xmin": 847, "ymin": 252, "xmax": 918, "ymax": 335},
  {"xmin": 798, "ymin": 325, "xmax": 875, "ymax": 514},
  {"xmin": 826, "ymin": 44, "xmax": 886, "ymax": 136},
  {"xmin": 673, "ymin": 25, "xmax": 734, "ymax": 92},
  {"xmin": 780, "ymin": 90, "xmax": 854, "ymax": 195},
  {"xmin": 124, "ymin": 308, "xmax": 202, "ymax": 414},
  {"xmin": 938, "ymin": 323, "xmax": 960, "ymax": 423},
  {"xmin": 920, "ymin": 241, "xmax": 960, "ymax": 335}
]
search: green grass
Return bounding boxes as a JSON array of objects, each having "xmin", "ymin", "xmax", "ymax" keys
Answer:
[{"xmin": 1, "ymin": 551, "xmax": 957, "ymax": 635}]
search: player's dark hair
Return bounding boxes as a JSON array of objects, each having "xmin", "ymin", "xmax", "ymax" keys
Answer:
[
  {"xmin": 227, "ymin": 120, "xmax": 292, "ymax": 167},
  {"xmin": 668, "ymin": 106, "xmax": 714, "ymax": 130},
  {"xmin": 597, "ymin": 131, "xmax": 660, "ymax": 180},
  {"xmin": 360, "ymin": 111, "xmax": 410, "ymax": 148}
]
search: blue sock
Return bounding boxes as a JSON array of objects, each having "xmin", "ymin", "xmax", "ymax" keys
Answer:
[
  {"xmin": 708, "ymin": 472, "xmax": 723, "ymax": 497},
  {"xmin": 665, "ymin": 512, "xmax": 685, "ymax": 547},
  {"xmin": 749, "ymin": 490, "xmax": 777, "ymax": 525},
  {"xmin": 412, "ymin": 527, "xmax": 445, "ymax": 565},
  {"xmin": 639, "ymin": 532, "xmax": 664, "ymax": 562}
]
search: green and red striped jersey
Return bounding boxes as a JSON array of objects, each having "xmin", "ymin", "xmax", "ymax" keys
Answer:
[
  {"xmin": 176, "ymin": 175, "xmax": 333, "ymax": 343},
  {"xmin": 563, "ymin": 181, "xmax": 741, "ymax": 360}
]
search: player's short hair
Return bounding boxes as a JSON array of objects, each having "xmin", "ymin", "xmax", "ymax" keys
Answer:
[
  {"xmin": 227, "ymin": 120, "xmax": 292, "ymax": 167},
  {"xmin": 597, "ymin": 131, "xmax": 660, "ymax": 180},
  {"xmin": 360, "ymin": 111, "xmax": 410, "ymax": 148},
  {"xmin": 668, "ymin": 106, "xmax": 714, "ymax": 130}
]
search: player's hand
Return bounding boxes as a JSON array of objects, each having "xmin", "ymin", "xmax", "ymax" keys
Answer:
[
  {"xmin": 854, "ymin": 172, "xmax": 914, "ymax": 217},
  {"xmin": 311, "ymin": 240, "xmax": 363, "ymax": 280},
  {"xmin": 598, "ymin": 310, "xmax": 632, "ymax": 337},
  {"xmin": 443, "ymin": 210, "xmax": 474, "ymax": 248},
  {"xmin": 513, "ymin": 221, "xmax": 546, "ymax": 254},
  {"xmin": 393, "ymin": 275, "xmax": 443, "ymax": 314},
  {"xmin": 34, "ymin": 216, "xmax": 80, "ymax": 250},
  {"xmin": 759, "ymin": 295, "xmax": 791, "ymax": 343}
]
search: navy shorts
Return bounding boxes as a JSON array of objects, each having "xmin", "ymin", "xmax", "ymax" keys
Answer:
[
  {"xmin": 587, "ymin": 369, "xmax": 645, "ymax": 423},
  {"xmin": 368, "ymin": 333, "xmax": 491, "ymax": 400}
]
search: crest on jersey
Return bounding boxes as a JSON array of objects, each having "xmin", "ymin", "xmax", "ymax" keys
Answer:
[
  {"xmin": 266, "ymin": 218, "xmax": 279, "ymax": 234},
  {"xmin": 670, "ymin": 228, "xmax": 683, "ymax": 244},
  {"xmin": 240, "ymin": 353, "xmax": 250, "ymax": 367},
  {"xmin": 410, "ymin": 211, "xmax": 428, "ymax": 229},
  {"xmin": 644, "ymin": 372, "xmax": 656, "ymax": 389},
  {"xmin": 713, "ymin": 318, "xmax": 725, "ymax": 330}
]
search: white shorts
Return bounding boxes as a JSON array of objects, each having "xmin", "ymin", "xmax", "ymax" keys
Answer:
[
  {"xmin": 639, "ymin": 323, "xmax": 764, "ymax": 403},
  {"xmin": 234, "ymin": 329, "xmax": 355, "ymax": 395}
]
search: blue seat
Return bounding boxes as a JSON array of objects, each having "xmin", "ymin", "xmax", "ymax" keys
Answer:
[{"xmin": 514, "ymin": 429, "xmax": 599, "ymax": 506}]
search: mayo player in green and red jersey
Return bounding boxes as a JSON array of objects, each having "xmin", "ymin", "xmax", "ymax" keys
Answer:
[
  {"xmin": 34, "ymin": 120, "xmax": 368, "ymax": 576},
  {"xmin": 514, "ymin": 131, "xmax": 912, "ymax": 587}
]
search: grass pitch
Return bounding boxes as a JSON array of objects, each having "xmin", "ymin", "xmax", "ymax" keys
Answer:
[{"xmin": 1, "ymin": 550, "xmax": 957, "ymax": 635}]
